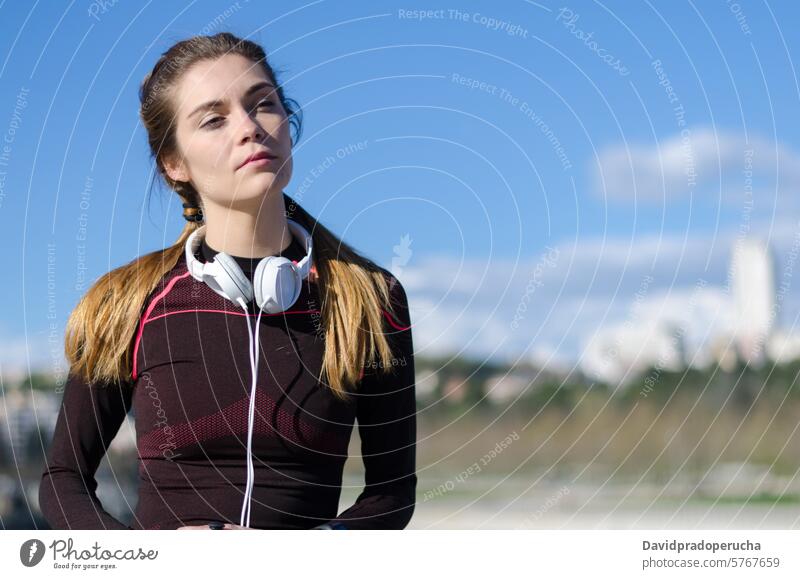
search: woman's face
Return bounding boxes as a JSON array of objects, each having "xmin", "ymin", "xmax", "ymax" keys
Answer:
[{"xmin": 163, "ymin": 53, "xmax": 293, "ymax": 211}]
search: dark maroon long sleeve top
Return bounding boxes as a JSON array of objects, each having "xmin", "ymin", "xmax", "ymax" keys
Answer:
[{"xmin": 39, "ymin": 235, "xmax": 417, "ymax": 530}]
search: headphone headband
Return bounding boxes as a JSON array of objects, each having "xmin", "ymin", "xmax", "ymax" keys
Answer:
[{"xmin": 185, "ymin": 219, "xmax": 313, "ymax": 283}]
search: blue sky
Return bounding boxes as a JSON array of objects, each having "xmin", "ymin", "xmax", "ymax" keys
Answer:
[{"xmin": 2, "ymin": 1, "xmax": 800, "ymax": 379}]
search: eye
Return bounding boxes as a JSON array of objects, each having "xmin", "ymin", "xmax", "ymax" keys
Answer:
[
  {"xmin": 257, "ymin": 99, "xmax": 274, "ymax": 109},
  {"xmin": 201, "ymin": 116, "xmax": 224, "ymax": 129}
]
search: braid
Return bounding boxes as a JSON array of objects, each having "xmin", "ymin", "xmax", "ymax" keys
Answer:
[{"xmin": 176, "ymin": 182, "xmax": 204, "ymax": 222}]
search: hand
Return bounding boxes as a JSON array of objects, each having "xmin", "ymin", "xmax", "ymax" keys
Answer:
[
  {"xmin": 176, "ymin": 524, "xmax": 216, "ymax": 530},
  {"xmin": 176, "ymin": 523, "xmax": 257, "ymax": 530},
  {"xmin": 313, "ymin": 521, "xmax": 349, "ymax": 530},
  {"xmin": 221, "ymin": 524, "xmax": 259, "ymax": 530}
]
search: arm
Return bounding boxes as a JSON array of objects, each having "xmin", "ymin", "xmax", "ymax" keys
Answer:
[
  {"xmin": 329, "ymin": 276, "xmax": 417, "ymax": 529},
  {"xmin": 38, "ymin": 371, "xmax": 134, "ymax": 530}
]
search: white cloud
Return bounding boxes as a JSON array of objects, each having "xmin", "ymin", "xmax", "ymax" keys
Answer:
[{"xmin": 593, "ymin": 128, "xmax": 800, "ymax": 204}]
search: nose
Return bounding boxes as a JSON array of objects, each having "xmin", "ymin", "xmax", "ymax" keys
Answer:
[{"xmin": 234, "ymin": 106, "xmax": 266, "ymax": 144}]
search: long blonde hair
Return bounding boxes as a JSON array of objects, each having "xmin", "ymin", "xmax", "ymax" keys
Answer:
[{"xmin": 64, "ymin": 33, "xmax": 403, "ymax": 401}]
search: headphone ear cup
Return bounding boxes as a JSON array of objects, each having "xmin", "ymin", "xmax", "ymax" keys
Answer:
[
  {"xmin": 212, "ymin": 253, "xmax": 255, "ymax": 305},
  {"xmin": 254, "ymin": 257, "xmax": 302, "ymax": 314}
]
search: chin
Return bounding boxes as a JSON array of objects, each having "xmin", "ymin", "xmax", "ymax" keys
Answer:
[
  {"xmin": 235, "ymin": 174, "xmax": 273, "ymax": 192},
  {"xmin": 234, "ymin": 182, "xmax": 286, "ymax": 205}
]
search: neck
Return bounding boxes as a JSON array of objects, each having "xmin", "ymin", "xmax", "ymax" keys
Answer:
[{"xmin": 201, "ymin": 192, "xmax": 292, "ymax": 258}]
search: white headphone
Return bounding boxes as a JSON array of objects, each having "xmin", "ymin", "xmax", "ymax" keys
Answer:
[
  {"xmin": 183, "ymin": 219, "xmax": 314, "ymax": 528},
  {"xmin": 184, "ymin": 219, "xmax": 314, "ymax": 315}
]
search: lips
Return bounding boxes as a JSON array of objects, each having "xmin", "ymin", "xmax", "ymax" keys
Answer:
[{"xmin": 238, "ymin": 151, "xmax": 277, "ymax": 170}]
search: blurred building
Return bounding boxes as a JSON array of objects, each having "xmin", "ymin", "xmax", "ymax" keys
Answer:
[
  {"xmin": 0, "ymin": 389, "xmax": 60, "ymax": 461},
  {"xmin": 580, "ymin": 322, "xmax": 684, "ymax": 386},
  {"xmin": 730, "ymin": 237, "xmax": 776, "ymax": 365},
  {"xmin": 441, "ymin": 375, "xmax": 468, "ymax": 404},
  {"xmin": 708, "ymin": 332, "xmax": 738, "ymax": 372},
  {"xmin": 414, "ymin": 368, "xmax": 440, "ymax": 401},
  {"xmin": 580, "ymin": 236, "xmax": 792, "ymax": 384},
  {"xmin": 766, "ymin": 329, "xmax": 800, "ymax": 364},
  {"xmin": 484, "ymin": 373, "xmax": 530, "ymax": 405}
]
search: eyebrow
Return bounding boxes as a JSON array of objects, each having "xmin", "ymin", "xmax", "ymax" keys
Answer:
[{"xmin": 186, "ymin": 81, "xmax": 276, "ymax": 120}]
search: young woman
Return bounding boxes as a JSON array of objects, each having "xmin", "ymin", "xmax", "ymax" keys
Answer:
[{"xmin": 39, "ymin": 32, "xmax": 417, "ymax": 530}]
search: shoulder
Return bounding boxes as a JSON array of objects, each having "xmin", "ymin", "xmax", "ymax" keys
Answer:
[
  {"xmin": 373, "ymin": 266, "xmax": 411, "ymax": 331},
  {"xmin": 371, "ymin": 265, "xmax": 407, "ymax": 299},
  {"xmin": 137, "ymin": 252, "xmax": 201, "ymax": 319}
]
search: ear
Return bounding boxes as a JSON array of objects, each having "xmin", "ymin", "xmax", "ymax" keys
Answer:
[{"xmin": 163, "ymin": 153, "xmax": 190, "ymax": 183}]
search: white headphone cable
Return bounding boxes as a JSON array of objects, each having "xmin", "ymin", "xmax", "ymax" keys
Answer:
[
  {"xmin": 245, "ymin": 307, "xmax": 264, "ymax": 528},
  {"xmin": 238, "ymin": 297, "xmax": 261, "ymax": 527}
]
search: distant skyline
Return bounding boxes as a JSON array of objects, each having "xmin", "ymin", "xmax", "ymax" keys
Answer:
[
  {"xmin": 2, "ymin": 2, "xmax": 800, "ymax": 380},
  {"xmin": 579, "ymin": 235, "xmax": 800, "ymax": 385}
]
